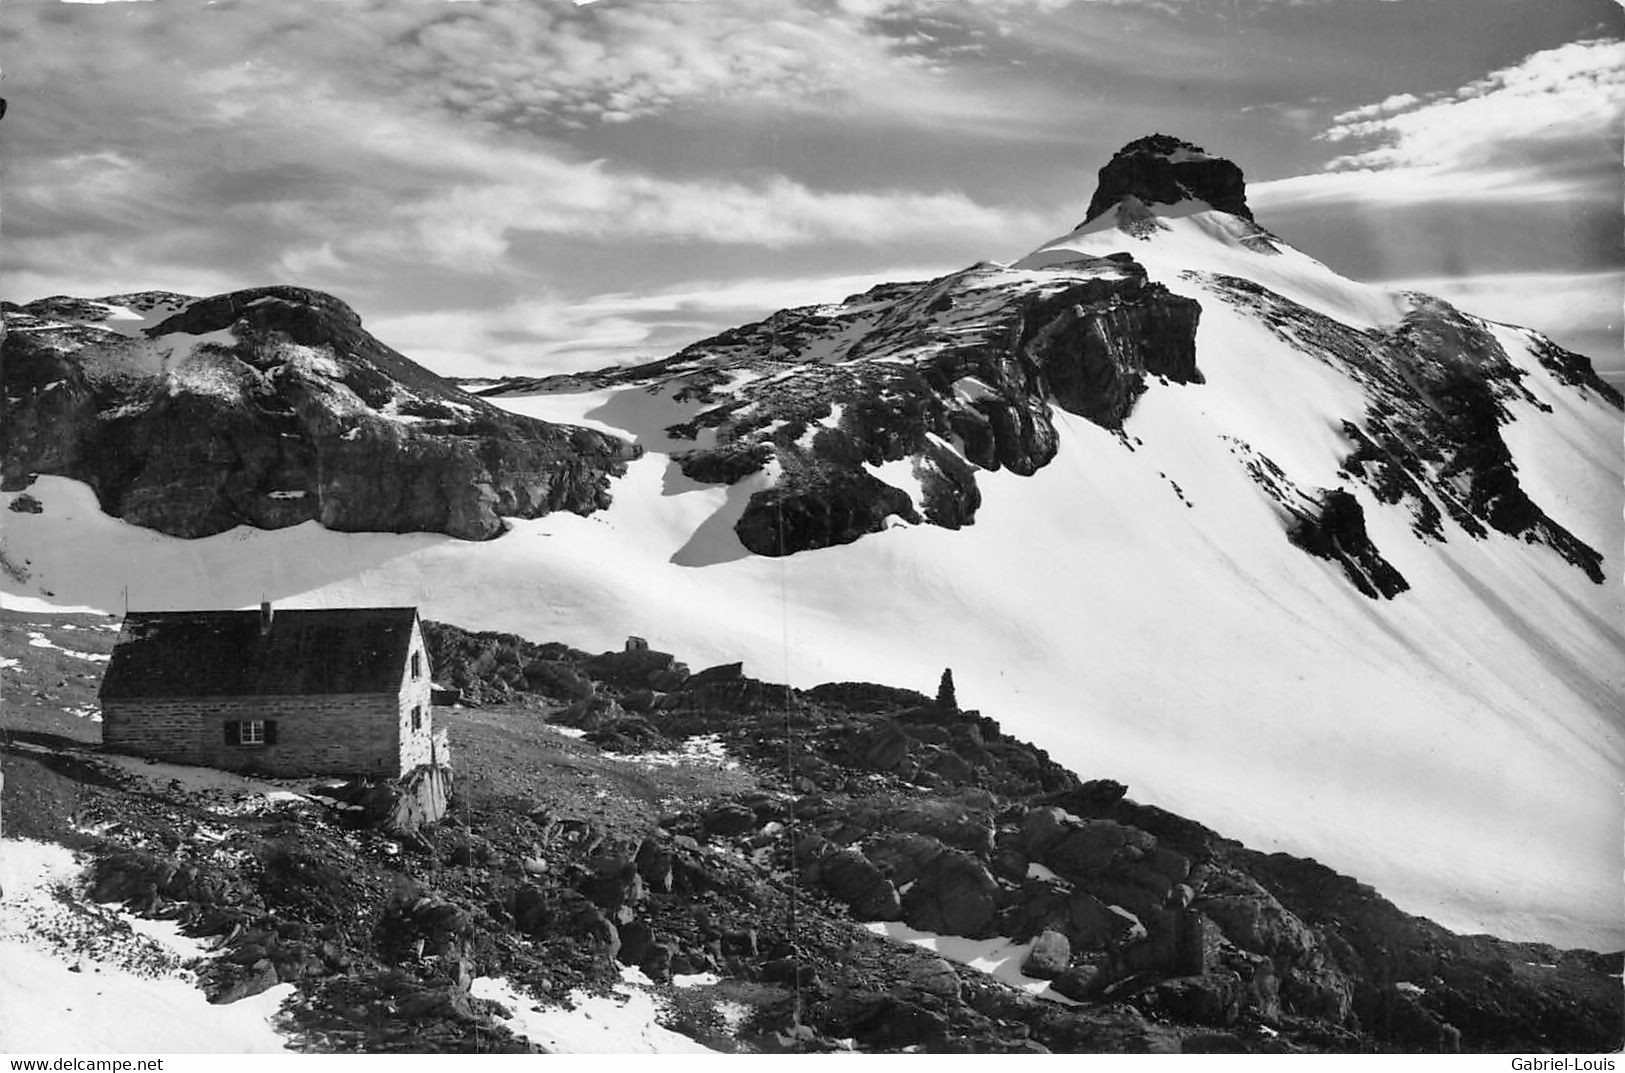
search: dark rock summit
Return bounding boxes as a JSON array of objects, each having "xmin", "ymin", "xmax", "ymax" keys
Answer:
[
  {"xmin": 1082, "ymin": 134, "xmax": 1254, "ymax": 225},
  {"xmin": 1, "ymin": 286, "xmax": 638, "ymax": 540}
]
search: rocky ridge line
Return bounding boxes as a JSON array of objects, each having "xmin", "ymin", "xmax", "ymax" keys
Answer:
[
  {"xmin": 1, "ymin": 287, "xmax": 639, "ymax": 541},
  {"xmin": 486, "ymin": 255, "xmax": 1202, "ymax": 557}
]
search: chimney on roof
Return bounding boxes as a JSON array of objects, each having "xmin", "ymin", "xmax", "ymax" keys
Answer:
[{"xmin": 260, "ymin": 600, "xmax": 274, "ymax": 636}]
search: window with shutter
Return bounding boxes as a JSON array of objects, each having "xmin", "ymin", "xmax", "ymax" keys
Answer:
[{"xmin": 240, "ymin": 720, "xmax": 266, "ymax": 745}]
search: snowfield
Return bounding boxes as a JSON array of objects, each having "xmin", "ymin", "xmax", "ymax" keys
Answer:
[{"xmin": 3, "ymin": 205, "xmax": 1620, "ymax": 952}]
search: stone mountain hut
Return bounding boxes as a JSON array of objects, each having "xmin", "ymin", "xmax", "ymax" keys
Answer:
[{"xmin": 99, "ymin": 603, "xmax": 446, "ymax": 778}]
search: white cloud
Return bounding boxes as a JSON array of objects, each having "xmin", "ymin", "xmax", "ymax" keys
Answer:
[
  {"xmin": 1251, "ymin": 165, "xmax": 1601, "ymax": 208},
  {"xmin": 1255, "ymin": 38, "xmax": 1625, "ymax": 212},
  {"xmin": 368, "ymin": 0, "xmax": 938, "ymax": 127},
  {"xmin": 407, "ymin": 167, "xmax": 1044, "ymax": 265},
  {"xmin": 1319, "ymin": 38, "xmax": 1625, "ymax": 175},
  {"xmin": 1327, "ymin": 92, "xmax": 1420, "ymax": 125},
  {"xmin": 5, "ymin": 0, "xmax": 1047, "ymax": 300}
]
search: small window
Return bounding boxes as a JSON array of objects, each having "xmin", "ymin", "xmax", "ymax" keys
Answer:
[
  {"xmin": 240, "ymin": 720, "xmax": 265, "ymax": 745},
  {"xmin": 411, "ymin": 651, "xmax": 422, "ymax": 680},
  {"xmin": 411, "ymin": 705, "xmax": 423, "ymax": 732}
]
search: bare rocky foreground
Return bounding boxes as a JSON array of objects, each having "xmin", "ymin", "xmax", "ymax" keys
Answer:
[{"xmin": 2, "ymin": 610, "xmax": 1619, "ymax": 1054}]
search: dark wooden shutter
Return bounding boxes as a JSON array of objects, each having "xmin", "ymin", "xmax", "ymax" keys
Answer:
[
  {"xmin": 264, "ymin": 720, "xmax": 278, "ymax": 745},
  {"xmin": 224, "ymin": 721, "xmax": 240, "ymax": 744}
]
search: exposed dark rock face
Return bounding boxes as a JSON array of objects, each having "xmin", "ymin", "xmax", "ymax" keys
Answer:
[
  {"xmin": 735, "ymin": 465, "xmax": 921, "ymax": 557},
  {"xmin": 1204, "ymin": 274, "xmax": 1613, "ymax": 588},
  {"xmin": 1, "ymin": 287, "xmax": 638, "ymax": 540},
  {"xmin": 486, "ymin": 256, "xmax": 1200, "ymax": 557},
  {"xmin": 1529, "ymin": 335, "xmax": 1625, "ymax": 406},
  {"xmin": 1287, "ymin": 489, "xmax": 1411, "ymax": 600},
  {"xmin": 1082, "ymin": 135, "xmax": 1253, "ymax": 225}
]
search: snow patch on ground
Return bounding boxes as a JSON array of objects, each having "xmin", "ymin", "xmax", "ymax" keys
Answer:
[
  {"xmin": 472, "ymin": 967, "xmax": 716, "ymax": 1053},
  {"xmin": 863, "ymin": 921, "xmax": 1079, "ymax": 1005},
  {"xmin": 94, "ymin": 297, "xmax": 192, "ymax": 338},
  {"xmin": 26, "ymin": 631, "xmax": 110, "ymax": 661},
  {"xmin": 867, "ymin": 457, "xmax": 925, "ymax": 518},
  {"xmin": 0, "ymin": 838, "xmax": 294, "ymax": 1053},
  {"xmin": 605, "ymin": 733, "xmax": 738, "ymax": 770},
  {"xmin": 1026, "ymin": 861, "xmax": 1060, "ymax": 883}
]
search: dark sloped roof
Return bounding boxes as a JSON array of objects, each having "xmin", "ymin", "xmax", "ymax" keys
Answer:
[{"xmin": 99, "ymin": 607, "xmax": 419, "ymax": 700}]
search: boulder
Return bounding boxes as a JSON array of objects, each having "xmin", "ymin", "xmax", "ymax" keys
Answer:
[
  {"xmin": 1050, "ymin": 962, "xmax": 1109, "ymax": 1002},
  {"xmin": 1282, "ymin": 964, "xmax": 1355, "ymax": 1025},
  {"xmin": 634, "ymin": 839, "xmax": 675, "ymax": 894},
  {"xmin": 812, "ymin": 848, "xmax": 903, "ymax": 922},
  {"xmin": 1042, "ymin": 819, "xmax": 1154, "ymax": 880},
  {"xmin": 578, "ymin": 865, "xmax": 644, "ymax": 914},
  {"xmin": 1150, "ymin": 972, "xmax": 1245, "ymax": 1027},
  {"xmin": 835, "ymin": 992, "xmax": 951, "ymax": 1050},
  {"xmin": 1195, "ymin": 871, "xmax": 1317, "ymax": 964},
  {"xmin": 398, "ymin": 985, "xmax": 476, "ymax": 1023},
  {"xmin": 700, "ymin": 801, "xmax": 757, "ymax": 838},
  {"xmin": 1039, "ymin": 779, "xmax": 1128, "ymax": 816},
  {"xmin": 617, "ymin": 919, "xmax": 655, "ymax": 967},
  {"xmin": 209, "ymin": 963, "xmax": 281, "ymax": 1005},
  {"xmin": 855, "ymin": 720, "xmax": 914, "ymax": 772},
  {"xmin": 902, "ymin": 851, "xmax": 1000, "ymax": 937},
  {"xmin": 862, "ymin": 831, "xmax": 947, "ymax": 886},
  {"xmin": 1068, "ymin": 891, "xmax": 1125, "ymax": 952},
  {"xmin": 1022, "ymin": 930, "xmax": 1072, "ymax": 979},
  {"xmin": 902, "ymin": 955, "xmax": 962, "ymax": 999}
]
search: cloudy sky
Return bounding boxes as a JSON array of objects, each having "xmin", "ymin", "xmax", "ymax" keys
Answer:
[{"xmin": 4, "ymin": 0, "xmax": 1622, "ymax": 378}]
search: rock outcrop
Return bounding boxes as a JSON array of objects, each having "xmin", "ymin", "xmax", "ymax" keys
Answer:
[
  {"xmin": 1081, "ymin": 134, "xmax": 1253, "ymax": 225},
  {"xmin": 1207, "ymin": 275, "xmax": 1611, "ymax": 587},
  {"xmin": 1, "ymin": 287, "xmax": 638, "ymax": 540},
  {"xmin": 485, "ymin": 256, "xmax": 1200, "ymax": 557}
]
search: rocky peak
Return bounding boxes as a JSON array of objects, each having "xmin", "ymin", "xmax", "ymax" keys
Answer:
[{"xmin": 1081, "ymin": 135, "xmax": 1252, "ymax": 226}]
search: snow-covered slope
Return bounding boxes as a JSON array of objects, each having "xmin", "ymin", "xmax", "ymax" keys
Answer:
[{"xmin": 4, "ymin": 140, "xmax": 1620, "ymax": 952}]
